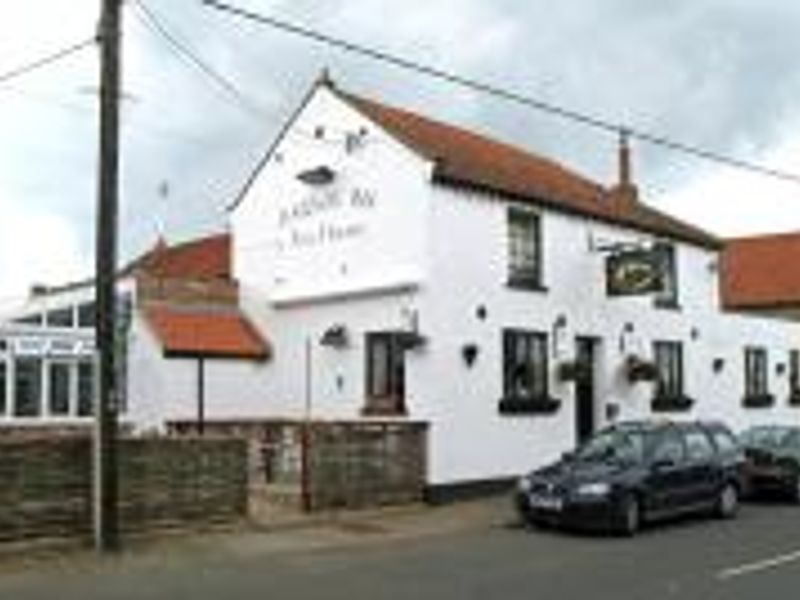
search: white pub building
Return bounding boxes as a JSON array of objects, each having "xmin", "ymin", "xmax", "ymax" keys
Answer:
[{"xmin": 3, "ymin": 75, "xmax": 800, "ymax": 491}]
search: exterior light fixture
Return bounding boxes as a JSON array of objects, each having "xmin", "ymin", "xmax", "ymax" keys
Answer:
[
  {"xmin": 461, "ymin": 343, "xmax": 479, "ymax": 368},
  {"xmin": 320, "ymin": 324, "xmax": 349, "ymax": 348},
  {"xmin": 712, "ymin": 357, "xmax": 725, "ymax": 374},
  {"xmin": 296, "ymin": 165, "xmax": 336, "ymax": 186},
  {"xmin": 552, "ymin": 314, "xmax": 568, "ymax": 356}
]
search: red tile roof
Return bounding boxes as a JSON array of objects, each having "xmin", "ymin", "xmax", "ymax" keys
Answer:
[
  {"xmin": 125, "ymin": 233, "xmax": 231, "ymax": 280},
  {"xmin": 721, "ymin": 232, "xmax": 800, "ymax": 310},
  {"xmin": 336, "ymin": 89, "xmax": 720, "ymax": 249},
  {"xmin": 144, "ymin": 305, "xmax": 270, "ymax": 360}
]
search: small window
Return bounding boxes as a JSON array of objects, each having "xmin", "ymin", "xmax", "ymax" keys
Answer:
[
  {"xmin": 77, "ymin": 361, "xmax": 95, "ymax": 417},
  {"xmin": 503, "ymin": 329, "xmax": 549, "ymax": 399},
  {"xmin": 653, "ymin": 243, "xmax": 678, "ymax": 308},
  {"xmin": 46, "ymin": 306, "xmax": 75, "ymax": 328},
  {"xmin": 365, "ymin": 333, "xmax": 405, "ymax": 415},
  {"xmin": 14, "ymin": 357, "xmax": 42, "ymax": 417},
  {"xmin": 789, "ymin": 350, "xmax": 800, "ymax": 399},
  {"xmin": 651, "ymin": 429, "xmax": 686, "ymax": 465},
  {"xmin": 654, "ymin": 341, "xmax": 683, "ymax": 398},
  {"xmin": 685, "ymin": 428, "xmax": 715, "ymax": 462},
  {"xmin": 13, "ymin": 314, "xmax": 43, "ymax": 326},
  {"xmin": 78, "ymin": 302, "xmax": 95, "ymax": 329},
  {"xmin": 745, "ymin": 347, "xmax": 769, "ymax": 397},
  {"xmin": 0, "ymin": 361, "xmax": 6, "ymax": 416},
  {"xmin": 48, "ymin": 362, "xmax": 71, "ymax": 416},
  {"xmin": 507, "ymin": 208, "xmax": 542, "ymax": 289}
]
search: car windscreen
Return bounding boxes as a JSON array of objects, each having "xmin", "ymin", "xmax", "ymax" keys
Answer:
[
  {"xmin": 575, "ymin": 429, "xmax": 645, "ymax": 464},
  {"xmin": 740, "ymin": 427, "xmax": 794, "ymax": 450}
]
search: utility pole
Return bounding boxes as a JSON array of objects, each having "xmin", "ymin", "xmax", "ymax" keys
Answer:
[{"xmin": 94, "ymin": 0, "xmax": 122, "ymax": 553}]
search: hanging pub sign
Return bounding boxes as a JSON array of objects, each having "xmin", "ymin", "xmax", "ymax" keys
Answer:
[{"xmin": 606, "ymin": 247, "xmax": 665, "ymax": 297}]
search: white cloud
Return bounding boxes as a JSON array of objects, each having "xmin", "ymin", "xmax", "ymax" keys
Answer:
[
  {"xmin": 3, "ymin": 0, "xmax": 800, "ymax": 303},
  {"xmin": 0, "ymin": 197, "xmax": 90, "ymax": 305},
  {"xmin": 658, "ymin": 123, "xmax": 800, "ymax": 237}
]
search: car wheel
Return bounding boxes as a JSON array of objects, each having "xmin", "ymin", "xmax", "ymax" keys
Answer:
[
  {"xmin": 791, "ymin": 473, "xmax": 800, "ymax": 505},
  {"xmin": 513, "ymin": 494, "xmax": 534, "ymax": 528},
  {"xmin": 617, "ymin": 494, "xmax": 640, "ymax": 536},
  {"xmin": 716, "ymin": 482, "xmax": 738, "ymax": 519}
]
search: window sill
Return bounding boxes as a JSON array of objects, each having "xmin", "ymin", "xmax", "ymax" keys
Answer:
[
  {"xmin": 506, "ymin": 278, "xmax": 548, "ymax": 293},
  {"xmin": 742, "ymin": 394, "xmax": 775, "ymax": 409},
  {"xmin": 651, "ymin": 394, "xmax": 694, "ymax": 413},
  {"xmin": 653, "ymin": 301, "xmax": 681, "ymax": 311},
  {"xmin": 361, "ymin": 398, "xmax": 407, "ymax": 418},
  {"xmin": 498, "ymin": 396, "xmax": 560, "ymax": 415}
]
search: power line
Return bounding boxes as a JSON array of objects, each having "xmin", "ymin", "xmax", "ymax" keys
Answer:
[
  {"xmin": 132, "ymin": 0, "xmax": 267, "ymax": 119},
  {"xmin": 0, "ymin": 37, "xmax": 96, "ymax": 86},
  {"xmin": 200, "ymin": 0, "xmax": 800, "ymax": 187}
]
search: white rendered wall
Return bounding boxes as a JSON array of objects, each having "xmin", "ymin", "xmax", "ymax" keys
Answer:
[
  {"xmin": 125, "ymin": 312, "xmax": 275, "ymax": 432},
  {"xmin": 231, "ymin": 85, "xmax": 800, "ymax": 486},
  {"xmin": 421, "ymin": 185, "xmax": 800, "ymax": 484},
  {"xmin": 232, "ymin": 85, "xmax": 431, "ymax": 304}
]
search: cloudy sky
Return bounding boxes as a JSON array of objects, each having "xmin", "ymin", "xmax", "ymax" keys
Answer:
[{"xmin": 2, "ymin": 0, "xmax": 800, "ymax": 305}]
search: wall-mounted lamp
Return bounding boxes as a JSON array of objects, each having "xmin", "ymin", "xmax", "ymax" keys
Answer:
[
  {"xmin": 776, "ymin": 362, "xmax": 787, "ymax": 376},
  {"xmin": 712, "ymin": 357, "xmax": 725, "ymax": 374},
  {"xmin": 552, "ymin": 314, "xmax": 568, "ymax": 356},
  {"xmin": 461, "ymin": 343, "xmax": 479, "ymax": 368},
  {"xmin": 690, "ymin": 327, "xmax": 700, "ymax": 341},
  {"xmin": 297, "ymin": 165, "xmax": 336, "ymax": 186},
  {"xmin": 320, "ymin": 324, "xmax": 349, "ymax": 348},
  {"xmin": 619, "ymin": 322, "xmax": 635, "ymax": 354}
]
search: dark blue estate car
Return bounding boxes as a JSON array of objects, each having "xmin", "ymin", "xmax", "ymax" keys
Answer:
[
  {"xmin": 740, "ymin": 425, "xmax": 800, "ymax": 502},
  {"xmin": 515, "ymin": 421, "xmax": 744, "ymax": 535}
]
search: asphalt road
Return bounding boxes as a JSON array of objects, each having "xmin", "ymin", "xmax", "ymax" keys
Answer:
[{"xmin": 1, "ymin": 499, "xmax": 799, "ymax": 599}]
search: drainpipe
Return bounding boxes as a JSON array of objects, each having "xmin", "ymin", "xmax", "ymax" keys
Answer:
[
  {"xmin": 197, "ymin": 357, "xmax": 205, "ymax": 436},
  {"xmin": 300, "ymin": 336, "xmax": 312, "ymax": 512}
]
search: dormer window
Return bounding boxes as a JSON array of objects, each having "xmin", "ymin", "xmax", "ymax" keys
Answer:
[
  {"xmin": 654, "ymin": 243, "xmax": 678, "ymax": 309},
  {"xmin": 46, "ymin": 306, "xmax": 75, "ymax": 328},
  {"xmin": 507, "ymin": 208, "xmax": 543, "ymax": 290}
]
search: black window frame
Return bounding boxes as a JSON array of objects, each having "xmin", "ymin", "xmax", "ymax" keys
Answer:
[
  {"xmin": 13, "ymin": 314, "xmax": 43, "ymax": 326},
  {"xmin": 745, "ymin": 346, "xmax": 769, "ymax": 395},
  {"xmin": 654, "ymin": 340, "xmax": 683, "ymax": 398},
  {"xmin": 0, "ymin": 360, "xmax": 6, "ymax": 416},
  {"xmin": 48, "ymin": 361, "xmax": 72, "ymax": 416},
  {"xmin": 790, "ymin": 349, "xmax": 800, "ymax": 405},
  {"xmin": 502, "ymin": 329, "xmax": 550, "ymax": 401},
  {"xmin": 365, "ymin": 332, "xmax": 406, "ymax": 414},
  {"xmin": 45, "ymin": 306, "xmax": 75, "ymax": 328},
  {"xmin": 744, "ymin": 346, "xmax": 773, "ymax": 408},
  {"xmin": 77, "ymin": 360, "xmax": 95, "ymax": 417},
  {"xmin": 653, "ymin": 243, "xmax": 679, "ymax": 309},
  {"xmin": 77, "ymin": 302, "xmax": 96, "ymax": 329},
  {"xmin": 506, "ymin": 208, "xmax": 544, "ymax": 291},
  {"xmin": 14, "ymin": 357, "xmax": 42, "ymax": 418}
]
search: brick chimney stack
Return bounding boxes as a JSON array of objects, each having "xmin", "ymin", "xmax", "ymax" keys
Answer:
[{"xmin": 611, "ymin": 129, "xmax": 638, "ymax": 206}]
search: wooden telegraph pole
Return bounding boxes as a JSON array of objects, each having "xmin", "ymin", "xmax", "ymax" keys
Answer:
[{"xmin": 94, "ymin": 0, "xmax": 122, "ymax": 552}]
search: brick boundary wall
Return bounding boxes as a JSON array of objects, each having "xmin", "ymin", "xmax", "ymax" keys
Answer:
[
  {"xmin": 0, "ymin": 436, "xmax": 247, "ymax": 545},
  {"xmin": 169, "ymin": 419, "xmax": 428, "ymax": 512}
]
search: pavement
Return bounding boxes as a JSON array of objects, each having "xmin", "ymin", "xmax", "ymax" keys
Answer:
[{"xmin": 1, "ymin": 496, "xmax": 800, "ymax": 599}]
